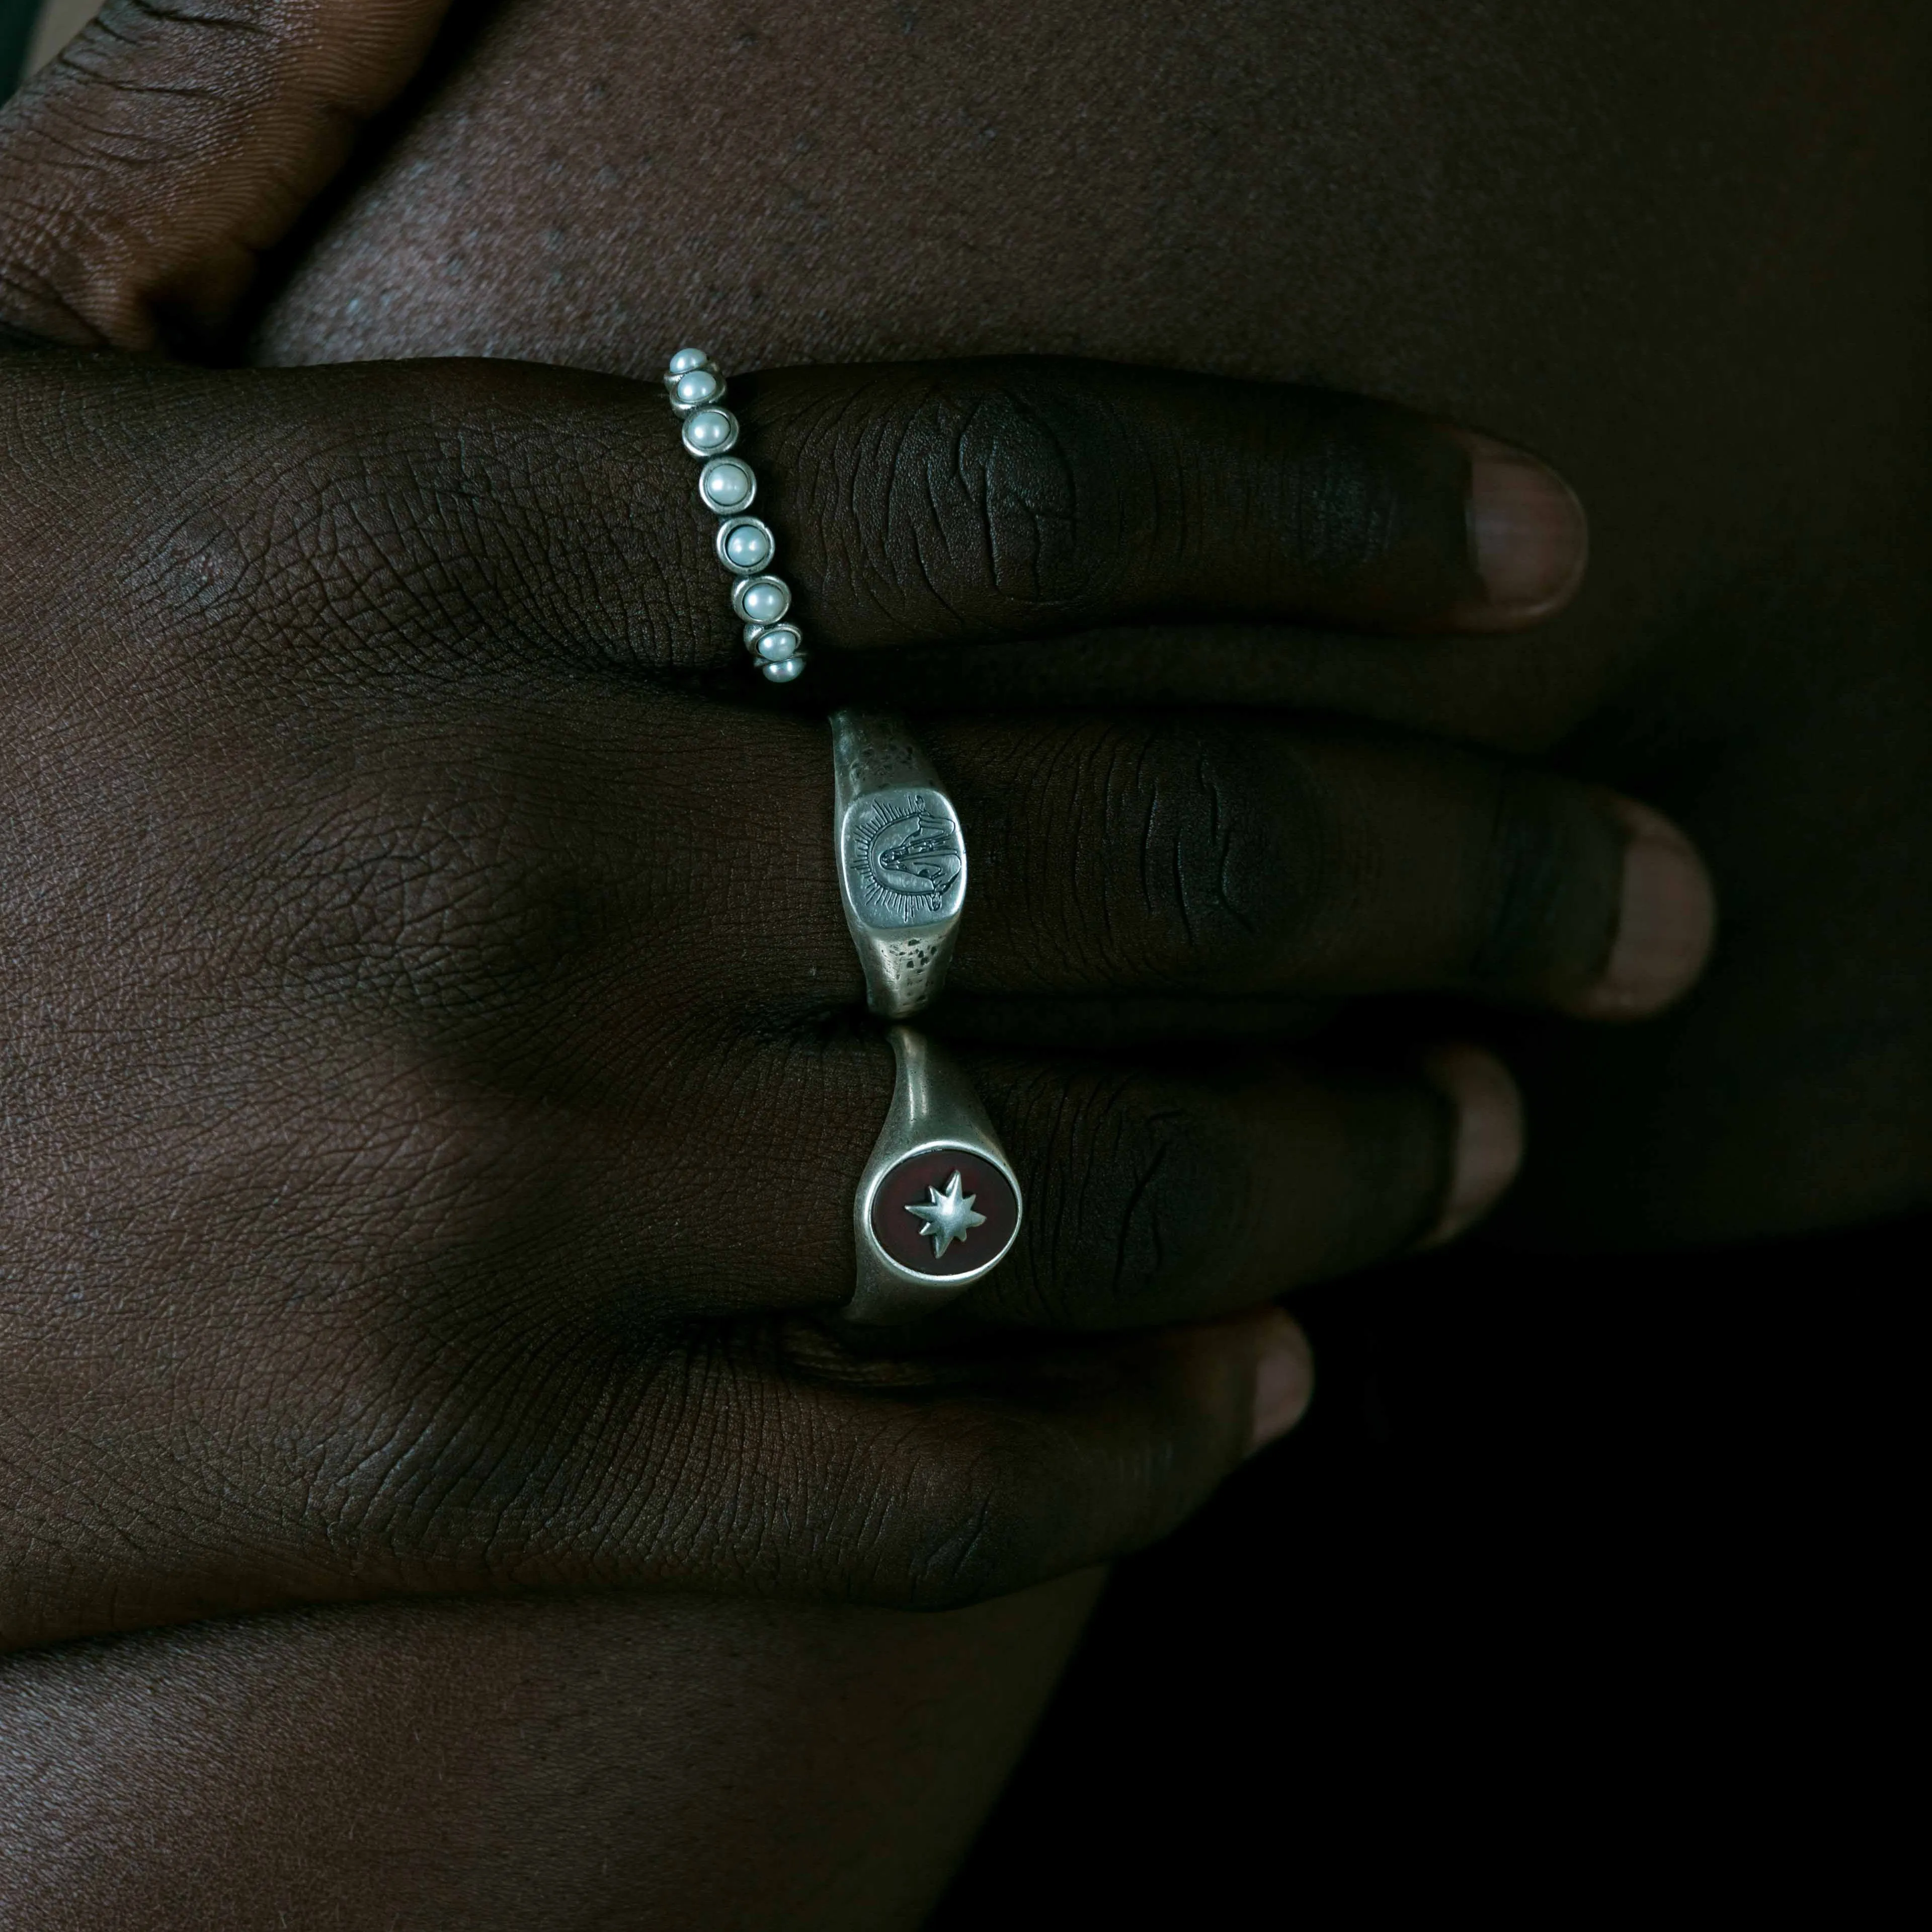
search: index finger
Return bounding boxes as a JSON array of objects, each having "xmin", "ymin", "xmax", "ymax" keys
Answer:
[{"xmin": 741, "ymin": 357, "xmax": 1587, "ymax": 651}]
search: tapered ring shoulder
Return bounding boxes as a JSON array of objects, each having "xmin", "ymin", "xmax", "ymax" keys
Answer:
[{"xmin": 847, "ymin": 1027, "xmax": 1023, "ymax": 1323}]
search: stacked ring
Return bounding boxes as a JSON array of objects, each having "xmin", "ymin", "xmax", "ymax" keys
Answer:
[
  {"xmin": 832, "ymin": 709, "xmax": 1025, "ymax": 1324},
  {"xmin": 657, "ymin": 358, "xmax": 1019, "ymax": 1313},
  {"xmin": 662, "ymin": 348, "xmax": 807, "ymax": 683}
]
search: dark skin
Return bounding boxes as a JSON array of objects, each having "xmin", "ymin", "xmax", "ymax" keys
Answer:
[
  {"xmin": 2, "ymin": 1, "xmax": 1923, "ymax": 1926},
  {"xmin": 259, "ymin": 0, "xmax": 1929, "ymax": 1245},
  {"xmin": 2, "ymin": 0, "xmax": 1699, "ymax": 1656},
  {"xmin": 0, "ymin": 1579, "xmax": 1106, "ymax": 1930},
  {"xmin": 1, "ymin": 331, "xmax": 1686, "ymax": 1651}
]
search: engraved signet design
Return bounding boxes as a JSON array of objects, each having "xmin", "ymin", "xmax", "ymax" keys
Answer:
[{"xmin": 843, "ymin": 786, "xmax": 965, "ymax": 931}]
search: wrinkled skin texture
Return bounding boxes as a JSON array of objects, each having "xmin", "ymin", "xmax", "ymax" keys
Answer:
[
  {"xmin": 261, "ymin": 0, "xmax": 1932, "ymax": 1244},
  {"xmin": 1, "ymin": 2, "xmax": 1699, "ymax": 1656},
  {"xmin": 0, "ymin": 1577, "xmax": 1102, "ymax": 1931},
  {"xmin": 3, "ymin": 3, "xmax": 1925, "ymax": 1927},
  {"xmin": 2, "ymin": 336, "xmax": 1661, "ymax": 1654}
]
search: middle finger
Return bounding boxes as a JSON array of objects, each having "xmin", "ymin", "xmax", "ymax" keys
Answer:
[{"xmin": 753, "ymin": 712, "xmax": 1714, "ymax": 1024}]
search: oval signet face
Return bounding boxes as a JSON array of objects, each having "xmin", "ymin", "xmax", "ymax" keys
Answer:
[
  {"xmin": 843, "ymin": 786, "xmax": 965, "ymax": 930},
  {"xmin": 870, "ymin": 1148, "xmax": 1021, "ymax": 1279}
]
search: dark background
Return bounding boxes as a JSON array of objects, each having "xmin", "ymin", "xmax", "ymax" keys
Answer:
[
  {"xmin": 0, "ymin": 0, "xmax": 35, "ymax": 99},
  {"xmin": 935, "ymin": 1215, "xmax": 1917, "ymax": 1920}
]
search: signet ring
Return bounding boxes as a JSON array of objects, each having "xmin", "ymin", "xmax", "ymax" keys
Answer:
[
  {"xmin": 847, "ymin": 1026, "xmax": 1024, "ymax": 1324},
  {"xmin": 830, "ymin": 708, "xmax": 966, "ymax": 1019},
  {"xmin": 829, "ymin": 710, "xmax": 1023, "ymax": 1321}
]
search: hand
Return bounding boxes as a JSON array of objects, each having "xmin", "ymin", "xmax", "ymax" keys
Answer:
[
  {"xmin": 246, "ymin": 0, "xmax": 1932, "ymax": 1251},
  {"xmin": 0, "ymin": 0, "xmax": 1712, "ymax": 1649}
]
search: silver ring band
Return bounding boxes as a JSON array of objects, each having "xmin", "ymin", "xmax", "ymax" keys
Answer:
[
  {"xmin": 831, "ymin": 708, "xmax": 966, "ymax": 1019},
  {"xmin": 663, "ymin": 347, "xmax": 807, "ymax": 684},
  {"xmin": 831, "ymin": 711, "xmax": 1021, "ymax": 1319},
  {"xmin": 847, "ymin": 1026, "xmax": 1024, "ymax": 1324}
]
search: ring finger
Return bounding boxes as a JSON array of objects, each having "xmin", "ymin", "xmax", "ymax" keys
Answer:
[
  {"xmin": 548, "ymin": 1019, "xmax": 1513, "ymax": 1332},
  {"xmin": 926, "ymin": 712, "xmax": 1715, "ymax": 1022},
  {"xmin": 713, "ymin": 708, "xmax": 1714, "ymax": 1026}
]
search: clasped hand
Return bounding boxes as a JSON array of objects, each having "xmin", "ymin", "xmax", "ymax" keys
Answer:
[{"xmin": 0, "ymin": 0, "xmax": 1712, "ymax": 1650}]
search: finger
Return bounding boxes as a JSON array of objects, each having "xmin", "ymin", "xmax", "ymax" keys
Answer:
[
  {"xmin": 0, "ymin": 347, "xmax": 1576, "ymax": 693},
  {"xmin": 529, "ymin": 1016, "xmax": 1520, "ymax": 1334},
  {"xmin": 954, "ymin": 1041, "xmax": 1523, "ymax": 1330},
  {"xmin": 4, "ymin": 1300, "xmax": 1306, "ymax": 1646},
  {"xmin": 0, "ymin": 0, "xmax": 451, "ymax": 351},
  {"xmin": 921, "ymin": 715, "xmax": 1716, "ymax": 1021},
  {"xmin": 471, "ymin": 1304, "xmax": 1312, "ymax": 1610},
  {"xmin": 741, "ymin": 357, "xmax": 1588, "ymax": 645},
  {"xmin": 213, "ymin": 700, "xmax": 1535, "ymax": 1330}
]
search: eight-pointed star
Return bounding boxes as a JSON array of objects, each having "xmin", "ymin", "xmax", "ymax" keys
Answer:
[{"xmin": 905, "ymin": 1170, "xmax": 986, "ymax": 1259}]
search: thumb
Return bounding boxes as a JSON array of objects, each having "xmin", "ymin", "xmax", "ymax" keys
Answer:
[{"xmin": 0, "ymin": 0, "xmax": 450, "ymax": 352}]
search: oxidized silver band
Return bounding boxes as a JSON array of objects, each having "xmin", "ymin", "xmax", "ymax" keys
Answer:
[
  {"xmin": 832, "ymin": 712, "xmax": 1020, "ymax": 1318},
  {"xmin": 847, "ymin": 1027, "xmax": 1024, "ymax": 1324},
  {"xmin": 663, "ymin": 347, "xmax": 807, "ymax": 684},
  {"xmin": 831, "ymin": 708, "xmax": 965, "ymax": 1019}
]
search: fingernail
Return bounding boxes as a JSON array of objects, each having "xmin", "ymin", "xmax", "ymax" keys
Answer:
[
  {"xmin": 1248, "ymin": 1311, "xmax": 1314, "ymax": 1455},
  {"xmin": 1458, "ymin": 431, "xmax": 1589, "ymax": 626},
  {"xmin": 1419, "ymin": 1045, "xmax": 1524, "ymax": 1247},
  {"xmin": 1573, "ymin": 798, "xmax": 1717, "ymax": 1019}
]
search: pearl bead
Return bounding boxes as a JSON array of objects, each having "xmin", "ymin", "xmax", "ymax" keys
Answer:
[
  {"xmin": 699, "ymin": 460, "xmax": 754, "ymax": 510},
  {"xmin": 684, "ymin": 408, "xmax": 734, "ymax": 452},
  {"xmin": 664, "ymin": 350, "xmax": 800, "ymax": 682},
  {"xmin": 738, "ymin": 578, "xmax": 790, "ymax": 624}
]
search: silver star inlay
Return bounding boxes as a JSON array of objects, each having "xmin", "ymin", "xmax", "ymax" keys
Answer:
[{"xmin": 905, "ymin": 1170, "xmax": 986, "ymax": 1259}]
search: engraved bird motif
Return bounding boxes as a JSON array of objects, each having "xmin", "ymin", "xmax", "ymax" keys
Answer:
[{"xmin": 872, "ymin": 808, "xmax": 961, "ymax": 899}]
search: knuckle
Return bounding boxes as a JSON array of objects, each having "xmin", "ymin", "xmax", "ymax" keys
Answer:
[
  {"xmin": 1007, "ymin": 1064, "xmax": 1239, "ymax": 1327},
  {"xmin": 858, "ymin": 1379, "xmax": 1229, "ymax": 1605},
  {"xmin": 318, "ymin": 1329, "xmax": 645, "ymax": 1582},
  {"xmin": 2, "ymin": 2, "xmax": 341, "ymax": 347},
  {"xmin": 124, "ymin": 413, "xmax": 507, "ymax": 667},
  {"xmin": 843, "ymin": 366, "xmax": 1138, "ymax": 629},
  {"xmin": 284, "ymin": 419, "xmax": 594, "ymax": 669},
  {"xmin": 1273, "ymin": 393, "xmax": 1459, "ymax": 587},
  {"xmin": 1467, "ymin": 769, "xmax": 1583, "ymax": 992},
  {"xmin": 1077, "ymin": 723, "xmax": 1319, "ymax": 989},
  {"xmin": 263, "ymin": 780, "xmax": 603, "ymax": 1039},
  {"xmin": 891, "ymin": 1449, "xmax": 1032, "ymax": 1608},
  {"xmin": 939, "ymin": 380, "xmax": 1101, "ymax": 609},
  {"xmin": 304, "ymin": 1263, "xmax": 721, "ymax": 1590},
  {"xmin": 1282, "ymin": 414, "xmax": 1414, "ymax": 580}
]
